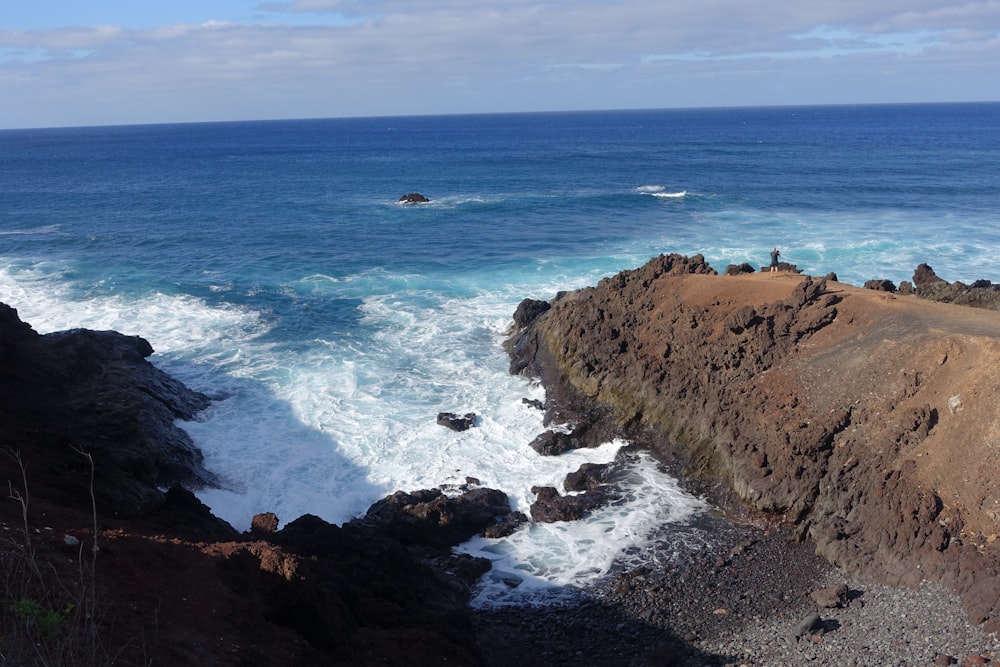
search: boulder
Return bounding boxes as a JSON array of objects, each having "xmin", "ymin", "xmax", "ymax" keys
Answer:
[
  {"xmin": 810, "ymin": 583, "xmax": 849, "ymax": 608},
  {"xmin": 913, "ymin": 263, "xmax": 947, "ymax": 288},
  {"xmin": 529, "ymin": 484, "xmax": 621, "ymax": 523},
  {"xmin": 563, "ymin": 461, "xmax": 618, "ymax": 491},
  {"xmin": 725, "ymin": 262, "xmax": 756, "ymax": 275},
  {"xmin": 863, "ymin": 279, "xmax": 897, "ymax": 292},
  {"xmin": 437, "ymin": 411, "xmax": 477, "ymax": 431},
  {"xmin": 362, "ymin": 486, "xmax": 515, "ymax": 547},
  {"xmin": 398, "ymin": 192, "xmax": 430, "ymax": 203}
]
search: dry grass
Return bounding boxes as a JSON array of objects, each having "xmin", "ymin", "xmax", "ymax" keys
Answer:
[{"xmin": 0, "ymin": 447, "xmax": 125, "ymax": 667}]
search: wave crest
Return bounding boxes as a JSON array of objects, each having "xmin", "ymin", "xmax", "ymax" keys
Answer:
[{"xmin": 635, "ymin": 185, "xmax": 687, "ymax": 198}]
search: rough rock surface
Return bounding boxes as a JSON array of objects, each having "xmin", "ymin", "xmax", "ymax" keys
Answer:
[
  {"xmin": 507, "ymin": 253, "xmax": 1000, "ymax": 633},
  {"xmin": 897, "ymin": 263, "xmax": 1000, "ymax": 310},
  {"xmin": 0, "ymin": 302, "xmax": 216, "ymax": 518},
  {"xmin": 438, "ymin": 410, "xmax": 478, "ymax": 431}
]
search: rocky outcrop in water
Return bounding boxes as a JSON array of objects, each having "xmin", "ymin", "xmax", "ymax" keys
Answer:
[{"xmin": 506, "ymin": 253, "xmax": 1000, "ymax": 632}]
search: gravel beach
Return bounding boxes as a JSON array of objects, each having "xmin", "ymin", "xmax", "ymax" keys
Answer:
[{"xmin": 471, "ymin": 513, "xmax": 1000, "ymax": 666}]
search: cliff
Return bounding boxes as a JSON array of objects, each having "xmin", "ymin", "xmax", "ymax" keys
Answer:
[{"xmin": 507, "ymin": 253, "xmax": 1000, "ymax": 633}]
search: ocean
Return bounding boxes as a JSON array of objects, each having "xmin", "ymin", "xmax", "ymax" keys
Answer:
[{"xmin": 1, "ymin": 103, "xmax": 998, "ymax": 606}]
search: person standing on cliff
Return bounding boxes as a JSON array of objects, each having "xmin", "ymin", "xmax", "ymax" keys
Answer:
[{"xmin": 770, "ymin": 247, "xmax": 781, "ymax": 275}]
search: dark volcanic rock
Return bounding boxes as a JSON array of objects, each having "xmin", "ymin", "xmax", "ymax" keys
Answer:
[
  {"xmin": 864, "ymin": 279, "xmax": 897, "ymax": 292},
  {"xmin": 725, "ymin": 262, "xmax": 756, "ymax": 275},
  {"xmin": 511, "ymin": 298, "xmax": 552, "ymax": 330},
  {"xmin": 362, "ymin": 486, "xmax": 515, "ymax": 548},
  {"xmin": 563, "ymin": 461, "xmax": 618, "ymax": 491},
  {"xmin": 529, "ymin": 425, "xmax": 596, "ymax": 455},
  {"xmin": 482, "ymin": 510, "xmax": 529, "ymax": 538},
  {"xmin": 0, "ymin": 302, "xmax": 218, "ymax": 519},
  {"xmin": 398, "ymin": 192, "xmax": 430, "ymax": 203},
  {"xmin": 529, "ymin": 484, "xmax": 621, "ymax": 522},
  {"xmin": 907, "ymin": 264, "xmax": 1000, "ymax": 310},
  {"xmin": 437, "ymin": 411, "xmax": 477, "ymax": 431},
  {"xmin": 914, "ymin": 263, "xmax": 948, "ymax": 288},
  {"xmin": 231, "ymin": 512, "xmax": 486, "ymax": 665}
]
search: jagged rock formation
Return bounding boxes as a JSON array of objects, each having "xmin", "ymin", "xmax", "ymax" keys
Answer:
[
  {"xmin": 0, "ymin": 302, "xmax": 217, "ymax": 518},
  {"xmin": 897, "ymin": 262, "xmax": 1000, "ymax": 310},
  {"xmin": 507, "ymin": 253, "xmax": 1000, "ymax": 632}
]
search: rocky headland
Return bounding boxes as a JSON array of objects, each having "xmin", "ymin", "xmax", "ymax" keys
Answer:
[
  {"xmin": 505, "ymin": 254, "xmax": 1000, "ymax": 662},
  {"xmin": 2, "ymin": 253, "xmax": 1000, "ymax": 666}
]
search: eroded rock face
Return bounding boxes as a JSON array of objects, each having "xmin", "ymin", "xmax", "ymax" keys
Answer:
[
  {"xmin": 0, "ymin": 302, "xmax": 218, "ymax": 519},
  {"xmin": 506, "ymin": 254, "xmax": 1000, "ymax": 631},
  {"xmin": 362, "ymin": 486, "xmax": 518, "ymax": 548}
]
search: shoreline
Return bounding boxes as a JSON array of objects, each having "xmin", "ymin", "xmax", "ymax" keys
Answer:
[
  {"xmin": 498, "ymin": 256, "xmax": 1000, "ymax": 665},
  {"xmin": 472, "ymin": 512, "xmax": 1000, "ymax": 666},
  {"xmin": 5, "ymin": 253, "xmax": 1000, "ymax": 664}
]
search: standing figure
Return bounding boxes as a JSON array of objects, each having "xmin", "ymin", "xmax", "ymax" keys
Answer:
[{"xmin": 770, "ymin": 247, "xmax": 781, "ymax": 275}]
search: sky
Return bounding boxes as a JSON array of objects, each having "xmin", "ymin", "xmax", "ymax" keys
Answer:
[{"xmin": 1, "ymin": 1, "xmax": 998, "ymax": 129}]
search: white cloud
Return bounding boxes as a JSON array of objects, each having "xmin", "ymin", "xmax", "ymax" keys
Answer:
[{"xmin": 0, "ymin": 1, "xmax": 997, "ymax": 128}]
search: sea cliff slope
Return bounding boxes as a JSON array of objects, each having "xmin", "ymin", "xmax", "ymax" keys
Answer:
[{"xmin": 507, "ymin": 253, "xmax": 1000, "ymax": 632}]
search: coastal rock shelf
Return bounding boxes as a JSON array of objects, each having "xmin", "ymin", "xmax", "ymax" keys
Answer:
[{"xmin": 506, "ymin": 253, "xmax": 1000, "ymax": 633}]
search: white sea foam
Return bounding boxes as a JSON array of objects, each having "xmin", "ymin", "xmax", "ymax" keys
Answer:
[
  {"xmin": 635, "ymin": 184, "xmax": 687, "ymax": 198},
  {"xmin": 0, "ymin": 264, "xmax": 269, "ymax": 358},
  {"xmin": 0, "ymin": 224, "xmax": 60, "ymax": 236},
  {"xmin": 0, "ymin": 259, "xmax": 711, "ymax": 601},
  {"xmin": 458, "ymin": 449, "xmax": 708, "ymax": 607}
]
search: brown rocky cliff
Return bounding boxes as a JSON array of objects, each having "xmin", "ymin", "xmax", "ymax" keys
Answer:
[{"xmin": 508, "ymin": 253, "xmax": 1000, "ymax": 632}]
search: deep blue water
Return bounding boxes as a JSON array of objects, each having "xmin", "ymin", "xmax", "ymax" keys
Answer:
[{"xmin": 1, "ymin": 103, "xmax": 998, "ymax": 605}]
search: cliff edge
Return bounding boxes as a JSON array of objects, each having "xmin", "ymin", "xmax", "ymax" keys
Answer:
[{"xmin": 508, "ymin": 253, "xmax": 1000, "ymax": 632}]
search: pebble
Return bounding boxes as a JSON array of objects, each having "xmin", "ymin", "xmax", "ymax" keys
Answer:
[{"xmin": 471, "ymin": 513, "xmax": 1000, "ymax": 666}]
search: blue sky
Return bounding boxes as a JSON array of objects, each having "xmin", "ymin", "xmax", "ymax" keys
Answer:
[{"xmin": 1, "ymin": 0, "xmax": 998, "ymax": 128}]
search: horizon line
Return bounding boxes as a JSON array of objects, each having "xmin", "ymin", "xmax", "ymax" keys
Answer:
[{"xmin": 3, "ymin": 99, "xmax": 998, "ymax": 133}]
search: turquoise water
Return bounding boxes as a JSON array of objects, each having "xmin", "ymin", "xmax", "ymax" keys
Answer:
[{"xmin": 2, "ymin": 103, "xmax": 998, "ymax": 605}]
